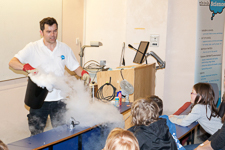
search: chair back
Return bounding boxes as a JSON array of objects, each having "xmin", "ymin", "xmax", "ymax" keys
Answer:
[
  {"xmin": 209, "ymin": 83, "xmax": 219, "ymax": 105},
  {"xmin": 173, "ymin": 102, "xmax": 192, "ymax": 115}
]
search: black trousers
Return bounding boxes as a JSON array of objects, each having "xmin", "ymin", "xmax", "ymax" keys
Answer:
[{"xmin": 27, "ymin": 100, "xmax": 66, "ymax": 136}]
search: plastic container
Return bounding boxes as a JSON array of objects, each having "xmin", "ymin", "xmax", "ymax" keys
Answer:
[
  {"xmin": 117, "ymin": 91, "xmax": 121, "ymax": 97},
  {"xmin": 118, "ymin": 92, "xmax": 122, "ymax": 106},
  {"xmin": 24, "ymin": 77, "xmax": 48, "ymax": 109},
  {"xmin": 115, "ymin": 97, "xmax": 119, "ymax": 107}
]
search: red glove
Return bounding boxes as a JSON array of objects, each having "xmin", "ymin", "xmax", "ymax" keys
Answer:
[
  {"xmin": 81, "ymin": 70, "xmax": 91, "ymax": 85},
  {"xmin": 81, "ymin": 70, "xmax": 89, "ymax": 76},
  {"xmin": 23, "ymin": 64, "xmax": 37, "ymax": 74}
]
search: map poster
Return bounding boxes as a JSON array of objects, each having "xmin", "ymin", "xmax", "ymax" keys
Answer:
[{"xmin": 195, "ymin": 0, "xmax": 225, "ymax": 106}]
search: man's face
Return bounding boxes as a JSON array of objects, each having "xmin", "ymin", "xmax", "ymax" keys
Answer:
[{"xmin": 40, "ymin": 24, "xmax": 58, "ymax": 44}]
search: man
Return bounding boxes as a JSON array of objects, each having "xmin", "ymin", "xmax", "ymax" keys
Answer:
[{"xmin": 9, "ymin": 17, "xmax": 90, "ymax": 136}]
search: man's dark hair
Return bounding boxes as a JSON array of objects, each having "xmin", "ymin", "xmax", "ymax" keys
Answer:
[
  {"xmin": 40, "ymin": 17, "xmax": 58, "ymax": 31},
  {"xmin": 146, "ymin": 95, "xmax": 163, "ymax": 116}
]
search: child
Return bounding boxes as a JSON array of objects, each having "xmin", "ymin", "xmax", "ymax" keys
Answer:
[
  {"xmin": 128, "ymin": 98, "xmax": 177, "ymax": 150},
  {"xmin": 169, "ymin": 82, "xmax": 223, "ymax": 135},
  {"xmin": 103, "ymin": 128, "xmax": 139, "ymax": 150},
  {"xmin": 185, "ymin": 94, "xmax": 225, "ymax": 150},
  {"xmin": 148, "ymin": 95, "xmax": 185, "ymax": 150}
]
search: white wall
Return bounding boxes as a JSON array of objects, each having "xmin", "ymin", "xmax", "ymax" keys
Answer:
[
  {"xmin": 163, "ymin": 0, "xmax": 198, "ymax": 114},
  {"xmin": 125, "ymin": 0, "xmax": 168, "ymax": 100},
  {"xmin": 62, "ymin": 0, "xmax": 84, "ymax": 63},
  {"xmin": 84, "ymin": 0, "xmax": 168, "ymax": 102},
  {"xmin": 0, "ymin": 78, "xmax": 29, "ymax": 143},
  {"xmin": 83, "ymin": 0, "xmax": 127, "ymax": 67}
]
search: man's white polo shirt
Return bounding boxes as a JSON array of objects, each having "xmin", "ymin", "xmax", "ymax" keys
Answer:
[{"xmin": 15, "ymin": 38, "xmax": 79, "ymax": 101}]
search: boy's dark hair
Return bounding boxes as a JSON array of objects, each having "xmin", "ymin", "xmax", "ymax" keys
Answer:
[
  {"xmin": 40, "ymin": 17, "xmax": 58, "ymax": 31},
  {"xmin": 146, "ymin": 95, "xmax": 163, "ymax": 116}
]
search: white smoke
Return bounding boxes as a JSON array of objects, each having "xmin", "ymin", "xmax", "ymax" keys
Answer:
[{"xmin": 28, "ymin": 69, "xmax": 125, "ymax": 149}]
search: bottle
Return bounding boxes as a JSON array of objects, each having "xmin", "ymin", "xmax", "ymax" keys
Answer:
[
  {"xmin": 115, "ymin": 97, "xmax": 119, "ymax": 107},
  {"xmin": 118, "ymin": 93, "xmax": 122, "ymax": 106}
]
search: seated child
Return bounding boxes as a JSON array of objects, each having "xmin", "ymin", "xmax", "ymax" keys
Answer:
[
  {"xmin": 103, "ymin": 128, "xmax": 139, "ymax": 150},
  {"xmin": 169, "ymin": 83, "xmax": 223, "ymax": 135},
  {"xmin": 148, "ymin": 95, "xmax": 185, "ymax": 150},
  {"xmin": 128, "ymin": 98, "xmax": 177, "ymax": 150}
]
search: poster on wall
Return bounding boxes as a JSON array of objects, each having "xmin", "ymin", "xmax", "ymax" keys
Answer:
[{"xmin": 195, "ymin": 0, "xmax": 225, "ymax": 106}]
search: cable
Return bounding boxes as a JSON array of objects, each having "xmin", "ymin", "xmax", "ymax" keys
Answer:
[
  {"xmin": 119, "ymin": 42, "xmax": 126, "ymax": 66},
  {"xmin": 83, "ymin": 60, "xmax": 99, "ymax": 66},
  {"xmin": 96, "ymin": 77, "xmax": 117, "ymax": 102},
  {"xmin": 120, "ymin": 69, "xmax": 124, "ymax": 80},
  {"xmin": 83, "ymin": 60, "xmax": 102, "ymax": 72}
]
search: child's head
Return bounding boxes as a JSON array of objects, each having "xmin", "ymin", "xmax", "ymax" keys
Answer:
[
  {"xmin": 146, "ymin": 95, "xmax": 163, "ymax": 115},
  {"xmin": 191, "ymin": 83, "xmax": 215, "ymax": 105},
  {"xmin": 104, "ymin": 128, "xmax": 139, "ymax": 150},
  {"xmin": 191, "ymin": 82, "xmax": 218, "ymax": 120},
  {"xmin": 131, "ymin": 98, "xmax": 159, "ymax": 126},
  {"xmin": 0, "ymin": 140, "xmax": 8, "ymax": 150}
]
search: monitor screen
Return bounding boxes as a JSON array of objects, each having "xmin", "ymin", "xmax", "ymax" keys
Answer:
[{"xmin": 133, "ymin": 41, "xmax": 149, "ymax": 64}]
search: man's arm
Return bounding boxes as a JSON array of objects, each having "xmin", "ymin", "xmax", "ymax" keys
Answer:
[
  {"xmin": 74, "ymin": 66, "xmax": 91, "ymax": 85},
  {"xmin": 9, "ymin": 57, "xmax": 24, "ymax": 70},
  {"xmin": 9, "ymin": 57, "xmax": 36, "ymax": 73},
  {"xmin": 74, "ymin": 66, "xmax": 83, "ymax": 77}
]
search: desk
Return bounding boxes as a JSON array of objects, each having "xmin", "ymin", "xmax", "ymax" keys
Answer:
[
  {"xmin": 176, "ymin": 122, "xmax": 199, "ymax": 144},
  {"xmin": 118, "ymin": 103, "xmax": 132, "ymax": 129},
  {"xmin": 8, "ymin": 102, "xmax": 131, "ymax": 150},
  {"xmin": 7, "ymin": 145, "xmax": 31, "ymax": 150},
  {"xmin": 175, "ymin": 103, "xmax": 199, "ymax": 145}
]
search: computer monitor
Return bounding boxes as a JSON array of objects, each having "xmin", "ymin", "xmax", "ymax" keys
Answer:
[{"xmin": 133, "ymin": 41, "xmax": 149, "ymax": 64}]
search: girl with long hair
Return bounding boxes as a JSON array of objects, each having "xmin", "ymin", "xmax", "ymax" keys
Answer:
[{"xmin": 169, "ymin": 82, "xmax": 223, "ymax": 135}]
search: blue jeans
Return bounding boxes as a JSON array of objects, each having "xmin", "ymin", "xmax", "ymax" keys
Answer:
[{"xmin": 27, "ymin": 100, "xmax": 66, "ymax": 136}]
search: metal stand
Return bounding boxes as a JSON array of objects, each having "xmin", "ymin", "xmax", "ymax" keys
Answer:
[
  {"xmin": 145, "ymin": 51, "xmax": 166, "ymax": 70},
  {"xmin": 79, "ymin": 45, "xmax": 92, "ymax": 68}
]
